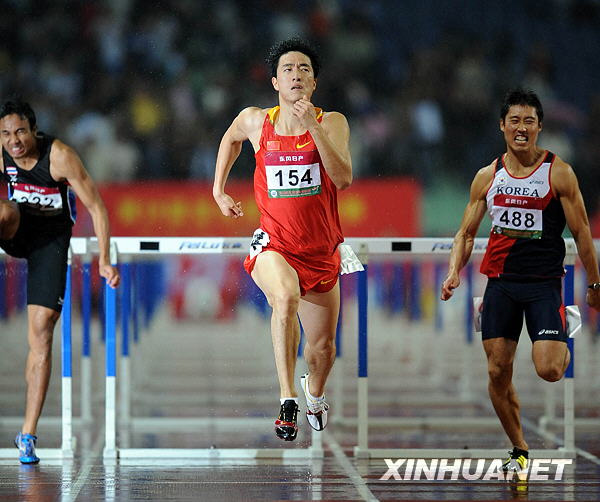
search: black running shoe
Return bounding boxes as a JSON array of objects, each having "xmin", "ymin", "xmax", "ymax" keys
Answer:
[
  {"xmin": 274, "ymin": 400, "xmax": 299, "ymax": 441},
  {"xmin": 502, "ymin": 447, "xmax": 528, "ymax": 474}
]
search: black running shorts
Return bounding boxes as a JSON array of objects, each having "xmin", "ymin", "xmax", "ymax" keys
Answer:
[
  {"xmin": 481, "ymin": 278, "xmax": 567, "ymax": 344},
  {"xmin": 0, "ymin": 215, "xmax": 72, "ymax": 312}
]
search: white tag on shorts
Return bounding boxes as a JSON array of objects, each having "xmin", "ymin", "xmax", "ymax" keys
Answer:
[
  {"xmin": 249, "ymin": 228, "xmax": 270, "ymax": 259},
  {"xmin": 339, "ymin": 244, "xmax": 364, "ymax": 275},
  {"xmin": 565, "ymin": 305, "xmax": 581, "ymax": 338},
  {"xmin": 473, "ymin": 296, "xmax": 483, "ymax": 333}
]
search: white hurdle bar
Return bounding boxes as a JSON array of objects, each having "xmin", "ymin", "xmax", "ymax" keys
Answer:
[
  {"xmin": 1, "ymin": 236, "xmax": 591, "ymax": 461},
  {"xmin": 348, "ymin": 237, "xmax": 580, "ymax": 459},
  {"xmin": 96, "ymin": 237, "xmax": 323, "ymax": 460},
  {"xmin": 97, "ymin": 237, "xmax": 588, "ymax": 460}
]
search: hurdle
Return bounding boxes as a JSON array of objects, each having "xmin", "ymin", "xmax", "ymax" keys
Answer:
[
  {"xmin": 101, "ymin": 237, "xmax": 590, "ymax": 460},
  {"xmin": 347, "ymin": 237, "xmax": 580, "ymax": 459},
  {"xmin": 539, "ymin": 257, "xmax": 600, "ymax": 433},
  {"xmin": 3, "ymin": 234, "xmax": 587, "ymax": 462},
  {"xmin": 99, "ymin": 237, "xmax": 324, "ymax": 460},
  {"xmin": 332, "ymin": 238, "xmax": 497, "ymax": 427},
  {"xmin": 0, "ymin": 238, "xmax": 89, "ymax": 459}
]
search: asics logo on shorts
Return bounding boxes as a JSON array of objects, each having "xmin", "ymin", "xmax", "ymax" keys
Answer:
[{"xmin": 538, "ymin": 329, "xmax": 559, "ymax": 335}]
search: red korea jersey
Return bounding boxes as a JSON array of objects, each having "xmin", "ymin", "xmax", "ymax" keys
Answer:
[
  {"xmin": 253, "ymin": 106, "xmax": 344, "ymax": 258},
  {"xmin": 480, "ymin": 151, "xmax": 566, "ymax": 279}
]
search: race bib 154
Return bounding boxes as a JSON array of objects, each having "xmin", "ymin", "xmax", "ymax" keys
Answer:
[{"xmin": 264, "ymin": 151, "xmax": 321, "ymax": 198}]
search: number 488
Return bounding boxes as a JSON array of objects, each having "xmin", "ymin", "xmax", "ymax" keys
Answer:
[{"xmin": 499, "ymin": 210, "xmax": 535, "ymax": 228}]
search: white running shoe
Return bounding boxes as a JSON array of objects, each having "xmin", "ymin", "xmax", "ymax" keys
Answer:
[{"xmin": 300, "ymin": 373, "xmax": 329, "ymax": 431}]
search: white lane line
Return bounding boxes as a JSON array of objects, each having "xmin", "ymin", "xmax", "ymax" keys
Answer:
[
  {"xmin": 575, "ymin": 448, "xmax": 600, "ymax": 465},
  {"xmin": 66, "ymin": 428, "xmax": 105, "ymax": 502},
  {"xmin": 520, "ymin": 416, "xmax": 600, "ymax": 465},
  {"xmin": 324, "ymin": 431, "xmax": 379, "ymax": 502},
  {"xmin": 482, "ymin": 395, "xmax": 600, "ymax": 465}
]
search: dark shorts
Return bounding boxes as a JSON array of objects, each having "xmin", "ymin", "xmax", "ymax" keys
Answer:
[
  {"xmin": 0, "ymin": 217, "xmax": 71, "ymax": 312},
  {"xmin": 481, "ymin": 278, "xmax": 567, "ymax": 344}
]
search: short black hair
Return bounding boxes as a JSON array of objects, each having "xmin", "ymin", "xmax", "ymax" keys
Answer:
[
  {"xmin": 0, "ymin": 98, "xmax": 37, "ymax": 129},
  {"xmin": 266, "ymin": 37, "xmax": 321, "ymax": 78},
  {"xmin": 500, "ymin": 88, "xmax": 544, "ymax": 123}
]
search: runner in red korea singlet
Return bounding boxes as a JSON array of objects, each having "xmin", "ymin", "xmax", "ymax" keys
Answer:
[
  {"xmin": 243, "ymin": 105, "xmax": 343, "ymax": 295},
  {"xmin": 480, "ymin": 150, "xmax": 566, "ymax": 280},
  {"xmin": 441, "ymin": 88, "xmax": 600, "ymax": 475}
]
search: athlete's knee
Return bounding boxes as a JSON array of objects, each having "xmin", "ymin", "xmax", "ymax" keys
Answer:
[
  {"xmin": 28, "ymin": 311, "xmax": 59, "ymax": 353},
  {"xmin": 487, "ymin": 360, "xmax": 512, "ymax": 386},
  {"xmin": 28, "ymin": 328, "xmax": 54, "ymax": 355},
  {"xmin": 533, "ymin": 343, "xmax": 569, "ymax": 382},
  {"xmin": 27, "ymin": 337, "xmax": 53, "ymax": 373},
  {"xmin": 0, "ymin": 202, "xmax": 13, "ymax": 222},
  {"xmin": 0, "ymin": 202, "xmax": 18, "ymax": 239},
  {"xmin": 305, "ymin": 337, "xmax": 336, "ymax": 367},
  {"xmin": 536, "ymin": 364, "xmax": 565, "ymax": 382},
  {"xmin": 311, "ymin": 335, "xmax": 336, "ymax": 357},
  {"xmin": 270, "ymin": 290, "xmax": 300, "ymax": 318}
]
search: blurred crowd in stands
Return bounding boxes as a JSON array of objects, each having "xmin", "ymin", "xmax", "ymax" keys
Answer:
[{"xmin": 1, "ymin": 0, "xmax": 599, "ymax": 211}]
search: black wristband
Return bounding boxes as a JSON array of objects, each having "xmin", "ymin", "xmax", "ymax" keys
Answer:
[{"xmin": 588, "ymin": 283, "xmax": 600, "ymax": 290}]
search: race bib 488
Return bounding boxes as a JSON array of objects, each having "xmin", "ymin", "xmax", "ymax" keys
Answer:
[{"xmin": 490, "ymin": 194, "xmax": 543, "ymax": 239}]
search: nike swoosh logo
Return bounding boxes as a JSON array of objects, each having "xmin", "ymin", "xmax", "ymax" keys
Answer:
[
  {"xmin": 296, "ymin": 141, "xmax": 312, "ymax": 149},
  {"xmin": 320, "ymin": 278, "xmax": 334, "ymax": 285}
]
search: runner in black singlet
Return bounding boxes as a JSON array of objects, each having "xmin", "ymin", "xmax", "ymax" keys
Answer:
[{"xmin": 0, "ymin": 99, "xmax": 120, "ymax": 464}]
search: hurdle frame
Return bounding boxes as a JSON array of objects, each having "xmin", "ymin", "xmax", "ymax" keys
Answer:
[
  {"xmin": 98, "ymin": 237, "xmax": 324, "ymax": 460},
  {"xmin": 0, "ymin": 239, "xmax": 89, "ymax": 460},
  {"xmin": 348, "ymin": 237, "xmax": 579, "ymax": 459},
  {"xmin": 97, "ymin": 236, "xmax": 587, "ymax": 461},
  {"xmin": 2, "ymin": 236, "xmax": 590, "ymax": 461}
]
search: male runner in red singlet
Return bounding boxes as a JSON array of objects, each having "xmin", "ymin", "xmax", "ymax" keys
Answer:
[
  {"xmin": 441, "ymin": 88, "xmax": 600, "ymax": 474},
  {"xmin": 213, "ymin": 38, "xmax": 352, "ymax": 441},
  {"xmin": 0, "ymin": 99, "xmax": 120, "ymax": 463}
]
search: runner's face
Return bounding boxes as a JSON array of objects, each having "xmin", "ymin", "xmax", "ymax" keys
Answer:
[
  {"xmin": 500, "ymin": 105, "xmax": 542, "ymax": 152},
  {"xmin": 0, "ymin": 114, "xmax": 36, "ymax": 159},
  {"xmin": 272, "ymin": 51, "xmax": 316, "ymax": 101}
]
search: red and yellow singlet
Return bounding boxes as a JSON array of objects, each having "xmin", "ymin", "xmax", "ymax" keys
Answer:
[{"xmin": 243, "ymin": 106, "xmax": 344, "ymax": 293}]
